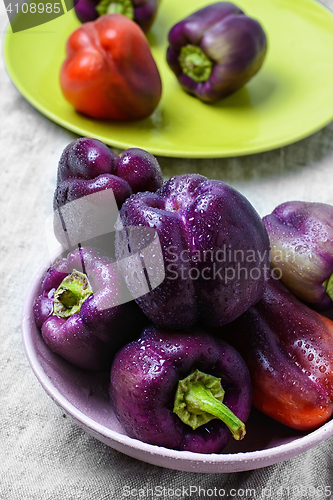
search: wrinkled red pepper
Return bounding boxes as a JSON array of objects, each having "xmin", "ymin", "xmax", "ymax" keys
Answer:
[{"xmin": 60, "ymin": 13, "xmax": 162, "ymax": 120}]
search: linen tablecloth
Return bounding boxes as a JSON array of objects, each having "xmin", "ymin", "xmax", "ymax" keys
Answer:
[{"xmin": 2, "ymin": 1, "xmax": 333, "ymax": 497}]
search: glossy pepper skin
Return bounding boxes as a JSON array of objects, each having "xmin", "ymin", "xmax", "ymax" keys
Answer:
[
  {"xmin": 116, "ymin": 174, "xmax": 270, "ymax": 329},
  {"xmin": 166, "ymin": 2, "xmax": 267, "ymax": 102},
  {"xmin": 74, "ymin": 0, "xmax": 161, "ymax": 34},
  {"xmin": 34, "ymin": 246, "xmax": 148, "ymax": 371},
  {"xmin": 214, "ymin": 276, "xmax": 333, "ymax": 431},
  {"xmin": 60, "ymin": 14, "xmax": 162, "ymax": 120},
  {"xmin": 110, "ymin": 326, "xmax": 252, "ymax": 453},
  {"xmin": 54, "ymin": 138, "xmax": 163, "ymax": 211},
  {"xmin": 263, "ymin": 201, "xmax": 333, "ymax": 310}
]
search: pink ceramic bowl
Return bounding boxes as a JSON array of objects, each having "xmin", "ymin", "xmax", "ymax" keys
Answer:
[{"xmin": 21, "ymin": 262, "xmax": 333, "ymax": 473}]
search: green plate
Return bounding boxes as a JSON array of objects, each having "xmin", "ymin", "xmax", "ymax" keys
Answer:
[{"xmin": 3, "ymin": 0, "xmax": 333, "ymax": 157}]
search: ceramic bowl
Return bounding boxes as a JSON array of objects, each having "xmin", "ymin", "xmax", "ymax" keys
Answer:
[{"xmin": 21, "ymin": 262, "xmax": 333, "ymax": 473}]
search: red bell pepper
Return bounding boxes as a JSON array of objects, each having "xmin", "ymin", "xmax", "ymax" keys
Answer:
[
  {"xmin": 60, "ymin": 13, "xmax": 162, "ymax": 120},
  {"xmin": 213, "ymin": 276, "xmax": 333, "ymax": 431}
]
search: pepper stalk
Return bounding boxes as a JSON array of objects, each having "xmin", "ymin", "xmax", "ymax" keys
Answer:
[
  {"xmin": 173, "ymin": 369, "xmax": 246, "ymax": 440},
  {"xmin": 53, "ymin": 269, "xmax": 93, "ymax": 318},
  {"xmin": 324, "ymin": 274, "xmax": 333, "ymax": 302},
  {"xmin": 178, "ymin": 45, "xmax": 213, "ymax": 82},
  {"xmin": 96, "ymin": 0, "xmax": 134, "ymax": 18}
]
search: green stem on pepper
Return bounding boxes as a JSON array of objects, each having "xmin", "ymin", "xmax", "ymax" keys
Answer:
[
  {"xmin": 53, "ymin": 269, "xmax": 93, "ymax": 318},
  {"xmin": 178, "ymin": 45, "xmax": 213, "ymax": 83},
  {"xmin": 96, "ymin": 0, "xmax": 134, "ymax": 19},
  {"xmin": 173, "ymin": 369, "xmax": 246, "ymax": 440},
  {"xmin": 324, "ymin": 274, "xmax": 333, "ymax": 302}
]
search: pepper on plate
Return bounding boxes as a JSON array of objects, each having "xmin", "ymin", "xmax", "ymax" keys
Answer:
[
  {"xmin": 115, "ymin": 174, "xmax": 270, "ymax": 329},
  {"xmin": 34, "ymin": 246, "xmax": 148, "ymax": 371},
  {"xmin": 110, "ymin": 326, "xmax": 252, "ymax": 453},
  {"xmin": 74, "ymin": 0, "xmax": 161, "ymax": 33},
  {"xmin": 60, "ymin": 14, "xmax": 162, "ymax": 120},
  {"xmin": 213, "ymin": 276, "xmax": 333, "ymax": 431},
  {"xmin": 263, "ymin": 201, "xmax": 333, "ymax": 310},
  {"xmin": 166, "ymin": 2, "xmax": 267, "ymax": 102}
]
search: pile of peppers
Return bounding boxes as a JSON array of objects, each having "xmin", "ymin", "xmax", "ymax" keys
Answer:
[
  {"xmin": 27, "ymin": 0, "xmax": 333, "ymax": 457},
  {"xmin": 34, "ymin": 133, "xmax": 333, "ymax": 454}
]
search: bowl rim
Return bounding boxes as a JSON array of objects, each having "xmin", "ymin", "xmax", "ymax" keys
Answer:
[{"xmin": 21, "ymin": 260, "xmax": 333, "ymax": 472}]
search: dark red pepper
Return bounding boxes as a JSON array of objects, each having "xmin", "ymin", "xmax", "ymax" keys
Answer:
[{"xmin": 213, "ymin": 276, "xmax": 333, "ymax": 431}]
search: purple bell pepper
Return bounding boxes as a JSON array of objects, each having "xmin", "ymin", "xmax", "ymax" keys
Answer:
[
  {"xmin": 263, "ymin": 201, "xmax": 333, "ymax": 310},
  {"xmin": 115, "ymin": 174, "xmax": 270, "ymax": 329},
  {"xmin": 166, "ymin": 2, "xmax": 267, "ymax": 102},
  {"xmin": 110, "ymin": 326, "xmax": 252, "ymax": 453},
  {"xmin": 34, "ymin": 246, "xmax": 148, "ymax": 371},
  {"xmin": 54, "ymin": 138, "xmax": 163, "ymax": 212},
  {"xmin": 74, "ymin": 0, "xmax": 161, "ymax": 33}
]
